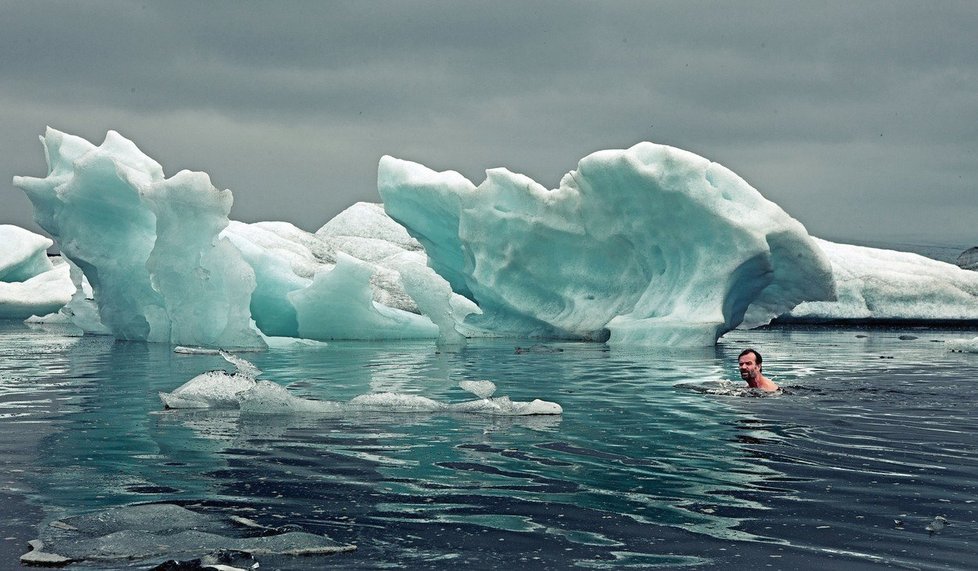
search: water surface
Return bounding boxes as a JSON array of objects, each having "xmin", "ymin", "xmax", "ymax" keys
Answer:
[{"xmin": 1, "ymin": 322, "xmax": 976, "ymax": 569}]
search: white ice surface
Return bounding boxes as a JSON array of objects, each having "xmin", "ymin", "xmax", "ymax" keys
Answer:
[
  {"xmin": 13, "ymin": 128, "xmax": 263, "ymax": 349},
  {"xmin": 160, "ymin": 356, "xmax": 561, "ymax": 416},
  {"xmin": 10, "ymin": 129, "xmax": 978, "ymax": 347},
  {"xmin": 379, "ymin": 143, "xmax": 837, "ymax": 345},
  {"xmin": 785, "ymin": 239, "xmax": 978, "ymax": 322},
  {"xmin": 946, "ymin": 337, "xmax": 978, "ymax": 353},
  {"xmin": 0, "ymin": 225, "xmax": 75, "ymax": 319},
  {"xmin": 0, "ymin": 224, "xmax": 55, "ymax": 281}
]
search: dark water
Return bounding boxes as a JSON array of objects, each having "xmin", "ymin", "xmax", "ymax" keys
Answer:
[{"xmin": 1, "ymin": 321, "xmax": 976, "ymax": 569}]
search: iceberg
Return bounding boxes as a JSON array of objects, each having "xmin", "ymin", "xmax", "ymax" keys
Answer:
[
  {"xmin": 222, "ymin": 203, "xmax": 478, "ymax": 342},
  {"xmin": 0, "ymin": 225, "xmax": 74, "ymax": 319},
  {"xmin": 379, "ymin": 143, "xmax": 837, "ymax": 345},
  {"xmin": 11, "ymin": 128, "xmax": 978, "ymax": 347},
  {"xmin": 13, "ymin": 129, "xmax": 264, "ymax": 349},
  {"xmin": 10, "ymin": 130, "xmax": 474, "ymax": 346},
  {"xmin": 784, "ymin": 239, "xmax": 978, "ymax": 323}
]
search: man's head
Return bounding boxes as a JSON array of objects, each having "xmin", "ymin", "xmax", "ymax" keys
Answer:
[{"xmin": 738, "ymin": 348, "xmax": 762, "ymax": 381}]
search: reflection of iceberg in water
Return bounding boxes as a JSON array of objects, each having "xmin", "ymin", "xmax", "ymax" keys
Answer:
[
  {"xmin": 160, "ymin": 351, "xmax": 562, "ymax": 416},
  {"xmin": 8, "ymin": 326, "xmax": 843, "ymax": 567}
]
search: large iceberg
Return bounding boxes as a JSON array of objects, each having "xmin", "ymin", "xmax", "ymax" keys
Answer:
[
  {"xmin": 379, "ymin": 143, "xmax": 837, "ymax": 345},
  {"xmin": 13, "ymin": 129, "xmax": 263, "ymax": 349},
  {"xmin": 10, "ymin": 128, "xmax": 978, "ymax": 347},
  {"xmin": 11, "ymin": 129, "xmax": 475, "ymax": 347}
]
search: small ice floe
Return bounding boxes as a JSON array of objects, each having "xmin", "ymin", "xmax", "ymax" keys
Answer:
[
  {"xmin": 514, "ymin": 344, "xmax": 564, "ymax": 354},
  {"xmin": 173, "ymin": 345, "xmax": 223, "ymax": 355},
  {"xmin": 925, "ymin": 515, "xmax": 949, "ymax": 534},
  {"xmin": 459, "ymin": 379, "xmax": 497, "ymax": 399},
  {"xmin": 160, "ymin": 356, "xmax": 561, "ymax": 416},
  {"xmin": 20, "ymin": 539, "xmax": 73, "ymax": 566},
  {"xmin": 454, "ymin": 379, "xmax": 562, "ymax": 414},
  {"xmin": 946, "ymin": 337, "xmax": 978, "ymax": 353},
  {"xmin": 159, "ymin": 351, "xmax": 262, "ymax": 409}
]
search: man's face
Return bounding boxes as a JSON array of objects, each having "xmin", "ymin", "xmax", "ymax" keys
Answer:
[{"xmin": 738, "ymin": 353, "xmax": 760, "ymax": 381}]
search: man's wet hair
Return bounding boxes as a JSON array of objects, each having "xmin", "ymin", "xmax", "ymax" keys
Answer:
[{"xmin": 738, "ymin": 348, "xmax": 762, "ymax": 366}]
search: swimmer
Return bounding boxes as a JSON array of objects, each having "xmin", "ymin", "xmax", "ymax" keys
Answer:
[{"xmin": 738, "ymin": 348, "xmax": 779, "ymax": 392}]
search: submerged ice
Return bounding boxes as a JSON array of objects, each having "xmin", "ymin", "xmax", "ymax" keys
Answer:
[
  {"xmin": 8, "ymin": 128, "xmax": 978, "ymax": 347},
  {"xmin": 22, "ymin": 503, "xmax": 355, "ymax": 567}
]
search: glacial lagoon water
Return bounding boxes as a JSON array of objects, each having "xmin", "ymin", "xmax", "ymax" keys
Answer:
[{"xmin": 1, "ymin": 321, "xmax": 976, "ymax": 569}]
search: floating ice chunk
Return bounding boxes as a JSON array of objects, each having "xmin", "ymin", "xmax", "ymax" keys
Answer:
[
  {"xmin": 220, "ymin": 349, "xmax": 261, "ymax": 377},
  {"xmin": 348, "ymin": 391, "xmax": 447, "ymax": 412},
  {"xmin": 163, "ymin": 358, "xmax": 561, "ymax": 416},
  {"xmin": 786, "ymin": 239, "xmax": 978, "ymax": 322},
  {"xmin": 159, "ymin": 371, "xmax": 257, "ymax": 409},
  {"xmin": 379, "ymin": 143, "xmax": 835, "ymax": 346},
  {"xmin": 243, "ymin": 385, "xmax": 561, "ymax": 416},
  {"xmin": 20, "ymin": 540, "xmax": 73, "ymax": 566},
  {"xmin": 449, "ymin": 396, "xmax": 564, "ymax": 415},
  {"xmin": 173, "ymin": 345, "xmax": 223, "ymax": 355},
  {"xmin": 237, "ymin": 380, "xmax": 345, "ymax": 413},
  {"xmin": 459, "ymin": 380, "xmax": 497, "ymax": 399}
]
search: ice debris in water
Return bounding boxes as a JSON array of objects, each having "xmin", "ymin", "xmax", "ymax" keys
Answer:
[
  {"xmin": 220, "ymin": 349, "xmax": 262, "ymax": 377},
  {"xmin": 159, "ymin": 370, "xmax": 257, "ymax": 409},
  {"xmin": 160, "ymin": 355, "xmax": 560, "ymax": 415},
  {"xmin": 459, "ymin": 379, "xmax": 497, "ymax": 399},
  {"xmin": 173, "ymin": 345, "xmax": 224, "ymax": 355},
  {"xmin": 22, "ymin": 503, "xmax": 355, "ymax": 566}
]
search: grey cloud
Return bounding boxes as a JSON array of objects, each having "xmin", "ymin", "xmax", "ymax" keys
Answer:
[{"xmin": 2, "ymin": 0, "xmax": 976, "ymax": 244}]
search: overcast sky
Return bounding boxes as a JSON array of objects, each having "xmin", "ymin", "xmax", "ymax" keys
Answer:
[{"xmin": 2, "ymin": 1, "xmax": 976, "ymax": 248}]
